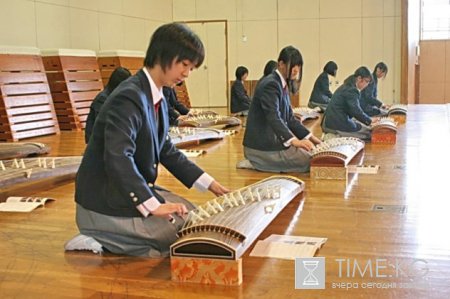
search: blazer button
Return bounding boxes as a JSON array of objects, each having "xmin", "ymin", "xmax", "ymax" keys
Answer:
[
  {"xmin": 166, "ymin": 136, "xmax": 169, "ymax": 141},
  {"xmin": 153, "ymin": 164, "xmax": 157, "ymax": 168},
  {"xmin": 129, "ymin": 192, "xmax": 135, "ymax": 197},
  {"xmin": 132, "ymin": 197, "xmax": 138, "ymax": 202},
  {"xmin": 148, "ymin": 182, "xmax": 154, "ymax": 187}
]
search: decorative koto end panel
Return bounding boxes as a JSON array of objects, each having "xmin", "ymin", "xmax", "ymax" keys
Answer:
[
  {"xmin": 387, "ymin": 104, "xmax": 407, "ymax": 124},
  {"xmin": 310, "ymin": 137, "xmax": 365, "ymax": 180},
  {"xmin": 170, "ymin": 175, "xmax": 304, "ymax": 285},
  {"xmin": 371, "ymin": 117, "xmax": 398, "ymax": 145}
]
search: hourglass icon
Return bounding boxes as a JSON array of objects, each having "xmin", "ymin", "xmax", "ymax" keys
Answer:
[{"xmin": 302, "ymin": 260, "xmax": 319, "ymax": 286}]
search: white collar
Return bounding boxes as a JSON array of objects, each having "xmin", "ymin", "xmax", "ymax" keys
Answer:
[
  {"xmin": 275, "ymin": 69, "xmax": 287, "ymax": 89},
  {"xmin": 142, "ymin": 67, "xmax": 164, "ymax": 105}
]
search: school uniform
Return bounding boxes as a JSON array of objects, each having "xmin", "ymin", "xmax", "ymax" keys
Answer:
[
  {"xmin": 75, "ymin": 69, "xmax": 212, "ymax": 257},
  {"xmin": 230, "ymin": 80, "xmax": 251, "ymax": 114},
  {"xmin": 322, "ymin": 75, "xmax": 372, "ymax": 140},
  {"xmin": 243, "ymin": 70, "xmax": 312, "ymax": 173},
  {"xmin": 360, "ymin": 74, "xmax": 385, "ymax": 116},
  {"xmin": 163, "ymin": 87, "xmax": 190, "ymax": 126},
  {"xmin": 84, "ymin": 88, "xmax": 111, "ymax": 144},
  {"xmin": 308, "ymin": 71, "xmax": 332, "ymax": 111}
]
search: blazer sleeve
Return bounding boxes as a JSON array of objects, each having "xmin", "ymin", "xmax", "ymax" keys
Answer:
[
  {"xmin": 84, "ymin": 106, "xmax": 96, "ymax": 143},
  {"xmin": 234, "ymin": 82, "xmax": 251, "ymax": 106},
  {"xmin": 166, "ymin": 88, "xmax": 188, "ymax": 125},
  {"xmin": 167, "ymin": 105, "xmax": 181, "ymax": 125},
  {"xmin": 160, "ymin": 138, "xmax": 205, "ymax": 188},
  {"xmin": 171, "ymin": 89, "xmax": 190, "ymax": 115},
  {"xmin": 260, "ymin": 81, "xmax": 296, "ymax": 144},
  {"xmin": 361, "ymin": 82, "xmax": 383, "ymax": 107},
  {"xmin": 345, "ymin": 89, "xmax": 372, "ymax": 126},
  {"xmin": 103, "ymin": 89, "xmax": 155, "ymax": 204},
  {"xmin": 319, "ymin": 73, "xmax": 333, "ymax": 98},
  {"xmin": 85, "ymin": 93, "xmax": 105, "ymax": 143},
  {"xmin": 287, "ymin": 105, "xmax": 310, "ymax": 139}
]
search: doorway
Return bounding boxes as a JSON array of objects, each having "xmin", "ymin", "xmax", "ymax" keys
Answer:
[{"xmin": 184, "ymin": 21, "xmax": 229, "ymax": 109}]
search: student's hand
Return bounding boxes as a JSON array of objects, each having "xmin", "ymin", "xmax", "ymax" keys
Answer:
[
  {"xmin": 177, "ymin": 115, "xmax": 189, "ymax": 120},
  {"xmin": 309, "ymin": 135, "xmax": 322, "ymax": 145},
  {"xmin": 381, "ymin": 104, "xmax": 390, "ymax": 109},
  {"xmin": 371, "ymin": 116, "xmax": 381, "ymax": 124},
  {"xmin": 312, "ymin": 107, "xmax": 322, "ymax": 113},
  {"xmin": 291, "ymin": 138, "xmax": 315, "ymax": 151},
  {"xmin": 151, "ymin": 203, "xmax": 188, "ymax": 219},
  {"xmin": 188, "ymin": 109, "xmax": 198, "ymax": 116},
  {"xmin": 208, "ymin": 180, "xmax": 230, "ymax": 196}
]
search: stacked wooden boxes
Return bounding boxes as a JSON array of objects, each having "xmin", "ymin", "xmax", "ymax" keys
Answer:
[
  {"xmin": 97, "ymin": 50, "xmax": 144, "ymax": 86},
  {"xmin": 42, "ymin": 49, "xmax": 103, "ymax": 130},
  {"xmin": 174, "ymin": 81, "xmax": 191, "ymax": 108},
  {"xmin": 0, "ymin": 46, "xmax": 59, "ymax": 141}
]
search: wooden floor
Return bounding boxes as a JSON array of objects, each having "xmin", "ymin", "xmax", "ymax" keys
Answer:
[{"xmin": 1, "ymin": 104, "xmax": 450, "ymax": 298}]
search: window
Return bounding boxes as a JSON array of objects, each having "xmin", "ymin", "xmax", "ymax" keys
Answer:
[{"xmin": 421, "ymin": 0, "xmax": 450, "ymax": 40}]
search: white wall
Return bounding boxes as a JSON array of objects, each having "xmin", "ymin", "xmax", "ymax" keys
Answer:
[
  {"xmin": 0, "ymin": 0, "xmax": 172, "ymax": 52},
  {"xmin": 0, "ymin": 0, "xmax": 402, "ymax": 104},
  {"xmin": 173, "ymin": 0, "xmax": 402, "ymax": 105}
]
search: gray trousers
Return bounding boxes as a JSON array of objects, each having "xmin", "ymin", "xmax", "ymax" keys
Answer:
[
  {"xmin": 336, "ymin": 129, "xmax": 370, "ymax": 140},
  {"xmin": 364, "ymin": 105, "xmax": 389, "ymax": 117},
  {"xmin": 232, "ymin": 110, "xmax": 248, "ymax": 116},
  {"xmin": 322, "ymin": 117, "xmax": 372, "ymax": 140},
  {"xmin": 244, "ymin": 146, "xmax": 311, "ymax": 173},
  {"xmin": 308, "ymin": 96, "xmax": 330, "ymax": 112},
  {"xmin": 76, "ymin": 190, "xmax": 196, "ymax": 257}
]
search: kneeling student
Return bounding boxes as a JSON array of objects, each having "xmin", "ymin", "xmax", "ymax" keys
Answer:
[
  {"xmin": 322, "ymin": 66, "xmax": 379, "ymax": 140},
  {"xmin": 307, "ymin": 61, "xmax": 338, "ymax": 112},
  {"xmin": 360, "ymin": 62, "xmax": 389, "ymax": 116},
  {"xmin": 65, "ymin": 22, "xmax": 229, "ymax": 257},
  {"xmin": 242, "ymin": 46, "xmax": 321, "ymax": 173}
]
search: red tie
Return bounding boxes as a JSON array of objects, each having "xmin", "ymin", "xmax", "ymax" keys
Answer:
[{"xmin": 154, "ymin": 101, "xmax": 161, "ymax": 134}]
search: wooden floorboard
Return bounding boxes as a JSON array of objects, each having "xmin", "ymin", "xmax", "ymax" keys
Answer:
[{"xmin": 1, "ymin": 104, "xmax": 450, "ymax": 298}]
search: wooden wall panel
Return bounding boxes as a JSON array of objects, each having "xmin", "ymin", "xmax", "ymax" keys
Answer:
[{"xmin": 418, "ymin": 40, "xmax": 449, "ymax": 104}]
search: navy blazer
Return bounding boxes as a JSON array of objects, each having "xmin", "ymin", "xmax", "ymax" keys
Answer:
[
  {"xmin": 323, "ymin": 75, "xmax": 372, "ymax": 132},
  {"xmin": 76, "ymin": 70, "xmax": 204, "ymax": 217},
  {"xmin": 163, "ymin": 87, "xmax": 190, "ymax": 126},
  {"xmin": 360, "ymin": 74, "xmax": 383, "ymax": 112},
  {"xmin": 308, "ymin": 71, "xmax": 332, "ymax": 104},
  {"xmin": 243, "ymin": 72, "xmax": 310, "ymax": 151},
  {"xmin": 230, "ymin": 80, "xmax": 251, "ymax": 113},
  {"xmin": 84, "ymin": 88, "xmax": 111, "ymax": 143}
]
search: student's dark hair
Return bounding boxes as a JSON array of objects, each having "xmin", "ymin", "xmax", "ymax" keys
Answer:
[
  {"xmin": 144, "ymin": 22, "xmax": 205, "ymax": 71},
  {"xmin": 323, "ymin": 61, "xmax": 338, "ymax": 77},
  {"xmin": 263, "ymin": 60, "xmax": 277, "ymax": 77},
  {"xmin": 354, "ymin": 66, "xmax": 373, "ymax": 82},
  {"xmin": 278, "ymin": 46, "xmax": 303, "ymax": 82},
  {"xmin": 106, "ymin": 67, "xmax": 131, "ymax": 91},
  {"xmin": 235, "ymin": 66, "xmax": 249, "ymax": 80},
  {"xmin": 374, "ymin": 62, "xmax": 388, "ymax": 77}
]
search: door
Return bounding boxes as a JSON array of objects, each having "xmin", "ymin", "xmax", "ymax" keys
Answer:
[{"xmin": 185, "ymin": 21, "xmax": 228, "ymax": 108}]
